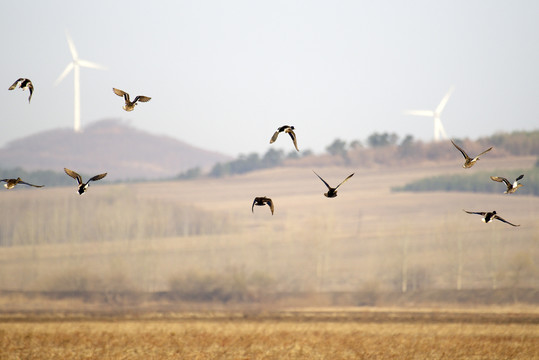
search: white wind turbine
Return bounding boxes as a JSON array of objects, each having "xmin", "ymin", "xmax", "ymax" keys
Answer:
[
  {"xmin": 54, "ymin": 31, "xmax": 106, "ymax": 132},
  {"xmin": 403, "ymin": 86, "xmax": 455, "ymax": 141}
]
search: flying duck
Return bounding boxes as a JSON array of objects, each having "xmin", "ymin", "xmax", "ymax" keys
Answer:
[
  {"xmin": 64, "ymin": 168, "xmax": 107, "ymax": 195},
  {"xmin": 112, "ymin": 88, "xmax": 151, "ymax": 111},
  {"xmin": 451, "ymin": 140, "xmax": 492, "ymax": 168},
  {"xmin": 1, "ymin": 177, "xmax": 43, "ymax": 189},
  {"xmin": 490, "ymin": 174, "xmax": 524, "ymax": 194},
  {"xmin": 252, "ymin": 196, "xmax": 274, "ymax": 215},
  {"xmin": 270, "ymin": 125, "xmax": 299, "ymax": 151},
  {"xmin": 313, "ymin": 170, "xmax": 354, "ymax": 198},
  {"xmin": 8, "ymin": 78, "xmax": 34, "ymax": 103},
  {"xmin": 463, "ymin": 210, "xmax": 519, "ymax": 227}
]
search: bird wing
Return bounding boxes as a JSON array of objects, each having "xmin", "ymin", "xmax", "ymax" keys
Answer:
[
  {"xmin": 463, "ymin": 210, "xmax": 486, "ymax": 216},
  {"xmin": 451, "ymin": 140, "xmax": 470, "ymax": 160},
  {"xmin": 8, "ymin": 78, "xmax": 23, "ymax": 90},
  {"xmin": 269, "ymin": 131, "xmax": 280, "ymax": 144},
  {"xmin": 286, "ymin": 129, "xmax": 299, "ymax": 151},
  {"xmin": 334, "ymin": 173, "xmax": 354, "ymax": 190},
  {"xmin": 64, "ymin": 168, "xmax": 83, "ymax": 185},
  {"xmin": 516, "ymin": 174, "xmax": 524, "ymax": 181},
  {"xmin": 89, "ymin": 173, "xmax": 107, "ymax": 182},
  {"xmin": 133, "ymin": 95, "xmax": 151, "ymax": 103},
  {"xmin": 493, "ymin": 215, "xmax": 520, "ymax": 227},
  {"xmin": 490, "ymin": 176, "xmax": 511, "ymax": 187},
  {"xmin": 28, "ymin": 83, "xmax": 33, "ymax": 103},
  {"xmin": 112, "ymin": 88, "xmax": 126, "ymax": 97},
  {"xmin": 18, "ymin": 180, "xmax": 44, "ymax": 188},
  {"xmin": 113, "ymin": 88, "xmax": 130, "ymax": 103},
  {"xmin": 252, "ymin": 198, "xmax": 258, "ymax": 213},
  {"xmin": 313, "ymin": 170, "xmax": 331, "ymax": 190},
  {"xmin": 475, "ymin": 147, "xmax": 493, "ymax": 158},
  {"xmin": 266, "ymin": 198, "xmax": 274, "ymax": 215}
]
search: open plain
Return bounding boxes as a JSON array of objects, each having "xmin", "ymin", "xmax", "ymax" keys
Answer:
[
  {"xmin": 0, "ymin": 157, "xmax": 538, "ymax": 358},
  {"xmin": 0, "ymin": 156, "xmax": 537, "ymax": 297},
  {"xmin": 1, "ymin": 310, "xmax": 538, "ymax": 359}
]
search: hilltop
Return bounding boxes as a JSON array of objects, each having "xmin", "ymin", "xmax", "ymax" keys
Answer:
[{"xmin": 0, "ymin": 119, "xmax": 231, "ymax": 181}]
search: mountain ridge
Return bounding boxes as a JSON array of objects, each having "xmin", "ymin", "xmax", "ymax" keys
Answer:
[{"xmin": 0, "ymin": 119, "xmax": 231, "ymax": 181}]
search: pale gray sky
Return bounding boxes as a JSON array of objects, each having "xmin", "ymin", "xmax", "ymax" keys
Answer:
[{"xmin": 2, "ymin": 1, "xmax": 539, "ymax": 157}]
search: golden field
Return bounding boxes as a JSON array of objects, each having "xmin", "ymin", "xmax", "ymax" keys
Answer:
[
  {"xmin": 0, "ymin": 156, "xmax": 538, "ymax": 359},
  {"xmin": 1, "ymin": 310, "xmax": 538, "ymax": 360},
  {"xmin": 0, "ymin": 156, "xmax": 537, "ymax": 303}
]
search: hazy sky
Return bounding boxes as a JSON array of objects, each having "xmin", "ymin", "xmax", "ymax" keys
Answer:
[{"xmin": 2, "ymin": 1, "xmax": 539, "ymax": 157}]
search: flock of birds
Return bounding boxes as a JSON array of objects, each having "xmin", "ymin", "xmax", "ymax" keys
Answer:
[
  {"xmin": 449, "ymin": 139, "xmax": 524, "ymax": 227},
  {"xmin": 5, "ymin": 78, "xmax": 150, "ymax": 194},
  {"xmin": 6, "ymin": 77, "xmax": 525, "ymax": 226},
  {"xmin": 254, "ymin": 125, "xmax": 524, "ymax": 228}
]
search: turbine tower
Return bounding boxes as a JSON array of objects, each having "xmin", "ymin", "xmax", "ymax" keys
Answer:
[
  {"xmin": 54, "ymin": 31, "xmax": 106, "ymax": 132},
  {"xmin": 403, "ymin": 86, "xmax": 455, "ymax": 141}
]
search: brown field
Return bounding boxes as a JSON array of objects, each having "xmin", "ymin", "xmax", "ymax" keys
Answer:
[
  {"xmin": 1, "ymin": 310, "xmax": 538, "ymax": 360},
  {"xmin": 0, "ymin": 157, "xmax": 538, "ymax": 358},
  {"xmin": 0, "ymin": 156, "xmax": 537, "ymax": 311}
]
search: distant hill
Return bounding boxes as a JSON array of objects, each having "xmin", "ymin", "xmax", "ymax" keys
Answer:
[{"xmin": 0, "ymin": 119, "xmax": 231, "ymax": 181}]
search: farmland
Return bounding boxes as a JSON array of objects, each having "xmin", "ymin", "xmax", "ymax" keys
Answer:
[
  {"xmin": 0, "ymin": 156, "xmax": 537, "ymax": 303},
  {"xmin": 0, "ymin": 155, "xmax": 538, "ymax": 358},
  {"xmin": 1, "ymin": 310, "xmax": 538, "ymax": 359}
]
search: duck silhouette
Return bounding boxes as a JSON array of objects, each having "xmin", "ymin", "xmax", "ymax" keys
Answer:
[
  {"xmin": 463, "ymin": 210, "xmax": 519, "ymax": 227},
  {"xmin": 1, "ymin": 177, "xmax": 43, "ymax": 189},
  {"xmin": 270, "ymin": 125, "xmax": 299, "ymax": 151},
  {"xmin": 313, "ymin": 171, "xmax": 354, "ymax": 198},
  {"xmin": 113, "ymin": 88, "xmax": 151, "ymax": 111},
  {"xmin": 252, "ymin": 196, "xmax": 274, "ymax": 215},
  {"xmin": 8, "ymin": 78, "xmax": 34, "ymax": 103},
  {"xmin": 490, "ymin": 174, "xmax": 524, "ymax": 194},
  {"xmin": 64, "ymin": 168, "xmax": 107, "ymax": 195},
  {"xmin": 451, "ymin": 140, "xmax": 492, "ymax": 168}
]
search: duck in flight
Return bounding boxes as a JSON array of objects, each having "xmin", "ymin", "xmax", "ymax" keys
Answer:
[
  {"xmin": 463, "ymin": 210, "xmax": 519, "ymax": 227},
  {"xmin": 8, "ymin": 78, "xmax": 34, "ymax": 103},
  {"xmin": 313, "ymin": 170, "xmax": 354, "ymax": 198},
  {"xmin": 450, "ymin": 140, "xmax": 492, "ymax": 168},
  {"xmin": 113, "ymin": 88, "xmax": 151, "ymax": 111},
  {"xmin": 64, "ymin": 168, "xmax": 107, "ymax": 195},
  {"xmin": 270, "ymin": 125, "xmax": 299, "ymax": 151},
  {"xmin": 1, "ymin": 177, "xmax": 43, "ymax": 189},
  {"xmin": 490, "ymin": 174, "xmax": 524, "ymax": 194},
  {"xmin": 252, "ymin": 196, "xmax": 274, "ymax": 215}
]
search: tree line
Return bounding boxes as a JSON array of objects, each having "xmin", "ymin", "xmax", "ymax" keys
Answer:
[
  {"xmin": 393, "ymin": 166, "xmax": 539, "ymax": 196},
  {"xmin": 3, "ymin": 130, "xmax": 539, "ymax": 183},
  {"xmin": 185, "ymin": 130, "xmax": 539, "ymax": 179}
]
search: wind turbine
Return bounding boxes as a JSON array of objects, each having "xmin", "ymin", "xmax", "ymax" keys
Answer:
[
  {"xmin": 54, "ymin": 31, "xmax": 106, "ymax": 133},
  {"xmin": 403, "ymin": 86, "xmax": 455, "ymax": 141}
]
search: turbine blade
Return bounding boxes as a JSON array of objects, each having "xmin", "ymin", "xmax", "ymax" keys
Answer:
[
  {"xmin": 434, "ymin": 117, "xmax": 449, "ymax": 140},
  {"xmin": 403, "ymin": 110, "xmax": 434, "ymax": 117},
  {"xmin": 65, "ymin": 30, "xmax": 79, "ymax": 60},
  {"xmin": 435, "ymin": 86, "xmax": 455, "ymax": 114},
  {"xmin": 77, "ymin": 59, "xmax": 107, "ymax": 70},
  {"xmin": 54, "ymin": 63, "xmax": 74, "ymax": 86}
]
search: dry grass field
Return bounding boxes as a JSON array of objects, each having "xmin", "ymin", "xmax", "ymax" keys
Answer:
[
  {"xmin": 1, "ymin": 310, "xmax": 538, "ymax": 359},
  {"xmin": 0, "ymin": 156, "xmax": 537, "ymax": 299},
  {"xmin": 0, "ymin": 157, "xmax": 538, "ymax": 359}
]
